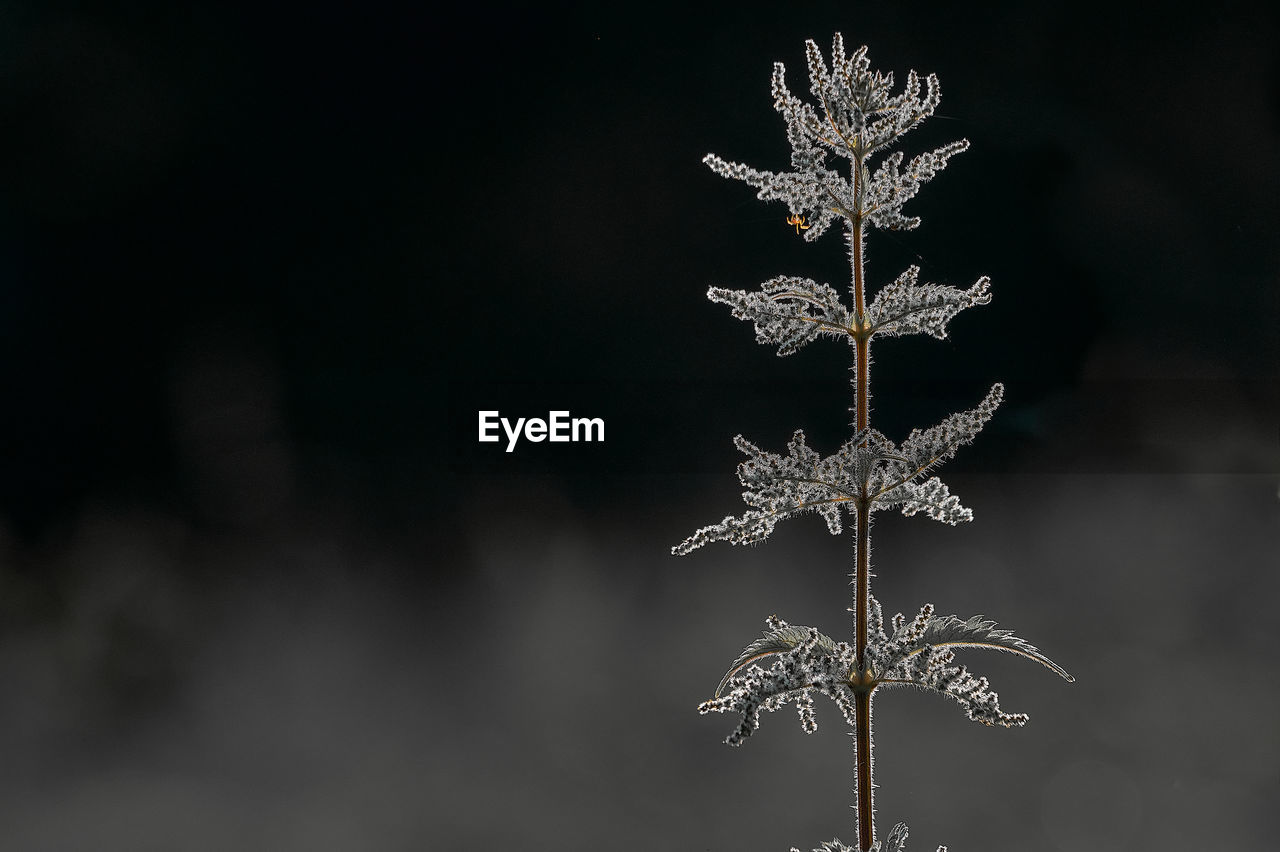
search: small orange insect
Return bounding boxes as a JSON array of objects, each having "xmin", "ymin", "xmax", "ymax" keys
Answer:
[{"xmin": 786, "ymin": 213, "xmax": 811, "ymax": 234}]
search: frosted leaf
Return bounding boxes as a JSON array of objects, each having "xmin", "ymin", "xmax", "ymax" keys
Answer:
[
  {"xmin": 673, "ymin": 430, "xmax": 848, "ymax": 554},
  {"xmin": 867, "ymin": 593, "xmax": 888, "ymax": 645},
  {"xmin": 768, "ymin": 38, "xmax": 874, "ymax": 161},
  {"xmin": 708, "ymin": 276, "xmax": 853, "ymax": 356},
  {"xmin": 872, "ymin": 384, "xmax": 1004, "ymax": 524},
  {"xmin": 867, "ymin": 602, "xmax": 939, "ymax": 673},
  {"xmin": 865, "ymin": 141, "xmax": 969, "ymax": 230},
  {"xmin": 715, "ymin": 623, "xmax": 840, "ymax": 697},
  {"xmin": 772, "ymin": 62, "xmax": 829, "ymax": 155},
  {"xmin": 916, "ymin": 614, "xmax": 1074, "ymax": 681},
  {"xmin": 931, "ymin": 663, "xmax": 1028, "ymax": 727},
  {"xmin": 881, "ymin": 476, "xmax": 973, "ymax": 525},
  {"xmin": 703, "ymin": 152, "xmax": 845, "ymax": 242},
  {"xmin": 876, "ymin": 641, "xmax": 1028, "ymax": 728},
  {"xmin": 897, "ymin": 383, "xmax": 1003, "ymax": 475},
  {"xmin": 673, "ymin": 509, "xmax": 787, "ymax": 555},
  {"xmin": 795, "ymin": 689, "xmax": 818, "ymax": 733},
  {"xmin": 868, "ymin": 267, "xmax": 992, "ymax": 340},
  {"xmin": 859, "ymin": 67, "xmax": 942, "ymax": 153},
  {"xmin": 700, "ymin": 622, "xmax": 857, "ymax": 745},
  {"xmin": 868, "ymin": 603, "xmax": 1071, "ymax": 727},
  {"xmin": 855, "ymin": 383, "xmax": 1003, "ymax": 524},
  {"xmin": 883, "ymin": 603, "xmax": 935, "ymax": 662}
]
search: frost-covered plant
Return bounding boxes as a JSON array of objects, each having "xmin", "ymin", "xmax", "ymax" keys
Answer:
[{"xmin": 675, "ymin": 35, "xmax": 1073, "ymax": 852}]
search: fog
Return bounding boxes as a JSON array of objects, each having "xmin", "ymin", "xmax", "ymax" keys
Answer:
[{"xmin": 0, "ymin": 465, "xmax": 1275, "ymax": 850}]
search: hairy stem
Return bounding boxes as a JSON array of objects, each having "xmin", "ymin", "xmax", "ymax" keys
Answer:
[
  {"xmin": 849, "ymin": 153, "xmax": 875, "ymax": 852},
  {"xmin": 855, "ymin": 687, "xmax": 873, "ymax": 851}
]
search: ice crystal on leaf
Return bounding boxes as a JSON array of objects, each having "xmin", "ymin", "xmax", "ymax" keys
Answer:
[
  {"xmin": 863, "ymin": 598, "xmax": 1073, "ymax": 727},
  {"xmin": 864, "ymin": 142, "xmax": 969, "ymax": 231},
  {"xmin": 873, "ymin": 383, "xmax": 1004, "ymax": 524},
  {"xmin": 713, "ymin": 618, "xmax": 840, "ymax": 697},
  {"xmin": 672, "ymin": 429, "xmax": 858, "ymax": 554},
  {"xmin": 707, "ymin": 277, "xmax": 852, "ymax": 356},
  {"xmin": 704, "ymin": 34, "xmax": 964, "ymax": 240},
  {"xmin": 868, "ymin": 267, "xmax": 992, "ymax": 340},
  {"xmin": 698, "ymin": 618, "xmax": 857, "ymax": 746}
]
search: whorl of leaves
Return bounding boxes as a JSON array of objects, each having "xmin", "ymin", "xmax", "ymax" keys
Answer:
[
  {"xmin": 672, "ymin": 427, "xmax": 908, "ymax": 555},
  {"xmin": 707, "ymin": 265, "xmax": 991, "ymax": 353},
  {"xmin": 704, "ymin": 34, "xmax": 964, "ymax": 240},
  {"xmin": 785, "ymin": 34, "xmax": 943, "ymax": 158},
  {"xmin": 703, "ymin": 601, "xmax": 1071, "ymax": 747},
  {"xmin": 674, "ymin": 387, "xmax": 1002, "ymax": 554},
  {"xmin": 701, "ymin": 605, "xmax": 1070, "ymax": 742}
]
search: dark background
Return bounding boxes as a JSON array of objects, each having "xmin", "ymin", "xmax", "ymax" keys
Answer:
[{"xmin": 0, "ymin": 1, "xmax": 1276, "ymax": 850}]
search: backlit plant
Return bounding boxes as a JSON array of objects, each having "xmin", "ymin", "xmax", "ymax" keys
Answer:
[{"xmin": 674, "ymin": 34, "xmax": 1073, "ymax": 852}]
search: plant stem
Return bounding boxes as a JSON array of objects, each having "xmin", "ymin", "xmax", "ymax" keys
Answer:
[{"xmin": 848, "ymin": 154, "xmax": 875, "ymax": 852}]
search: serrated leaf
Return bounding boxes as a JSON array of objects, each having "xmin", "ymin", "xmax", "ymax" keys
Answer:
[
  {"xmin": 912, "ymin": 614, "xmax": 1073, "ymax": 681},
  {"xmin": 896, "ymin": 383, "xmax": 1003, "ymax": 476},
  {"xmin": 868, "ymin": 267, "xmax": 992, "ymax": 340},
  {"xmin": 885, "ymin": 475, "xmax": 973, "ymax": 525},
  {"xmin": 716, "ymin": 625, "xmax": 839, "ymax": 696},
  {"xmin": 870, "ymin": 384, "xmax": 1004, "ymax": 525},
  {"xmin": 865, "ymin": 140, "xmax": 969, "ymax": 231},
  {"xmin": 708, "ymin": 276, "xmax": 853, "ymax": 356},
  {"xmin": 703, "ymin": 152, "xmax": 844, "ymax": 241}
]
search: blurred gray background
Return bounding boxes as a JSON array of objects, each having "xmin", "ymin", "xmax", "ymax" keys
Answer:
[{"xmin": 0, "ymin": 0, "xmax": 1276, "ymax": 850}]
